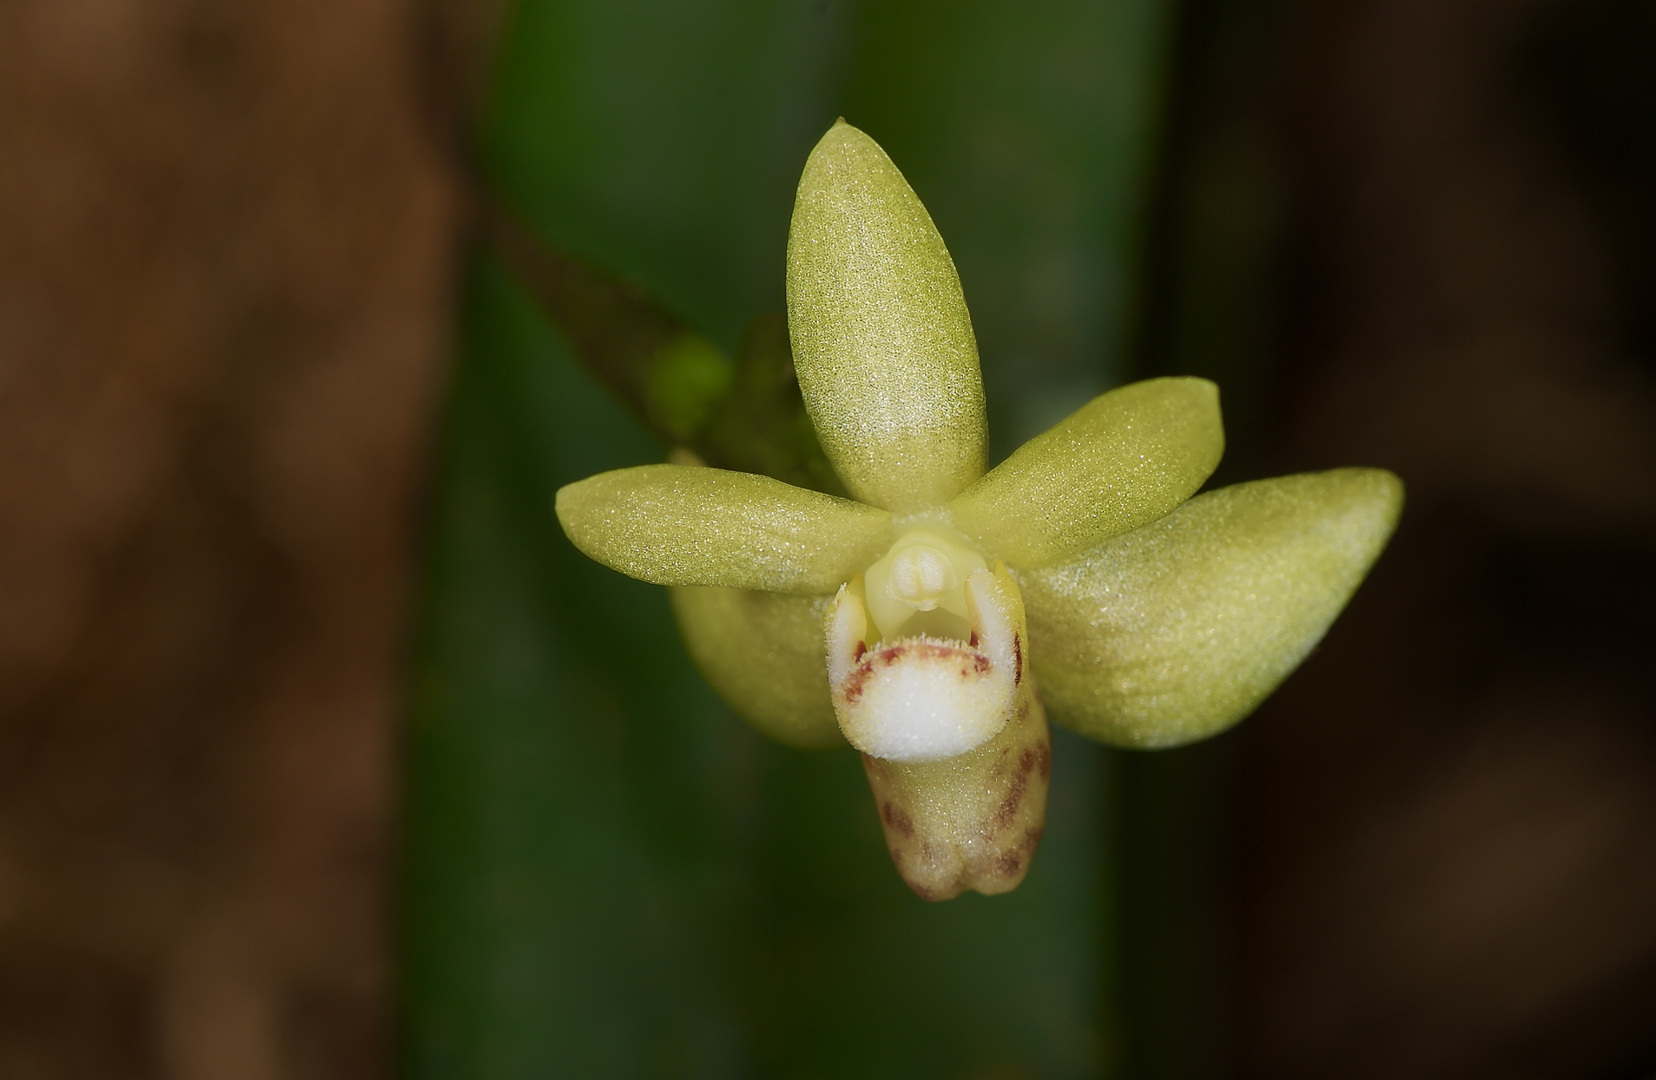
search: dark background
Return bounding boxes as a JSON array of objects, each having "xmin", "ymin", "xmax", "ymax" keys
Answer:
[
  {"xmin": 1, "ymin": 0, "xmax": 1653, "ymax": 1076},
  {"xmin": 1128, "ymin": 0, "xmax": 1656, "ymax": 1075}
]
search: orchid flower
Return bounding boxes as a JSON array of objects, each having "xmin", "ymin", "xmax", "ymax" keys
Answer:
[{"xmin": 555, "ymin": 121, "xmax": 1401, "ymax": 900}]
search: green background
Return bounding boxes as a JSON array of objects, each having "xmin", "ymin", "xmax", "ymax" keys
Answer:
[{"xmin": 404, "ymin": 1, "xmax": 1177, "ymax": 1075}]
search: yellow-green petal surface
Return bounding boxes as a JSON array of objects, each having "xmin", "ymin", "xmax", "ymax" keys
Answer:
[
  {"xmin": 1019, "ymin": 468, "xmax": 1403, "ymax": 748},
  {"xmin": 785, "ymin": 121, "xmax": 987, "ymax": 512},
  {"xmin": 555, "ymin": 464, "xmax": 890, "ymax": 593},
  {"xmin": 670, "ymin": 586, "xmax": 843, "ymax": 748},
  {"xmin": 949, "ymin": 378, "xmax": 1225, "ymax": 568}
]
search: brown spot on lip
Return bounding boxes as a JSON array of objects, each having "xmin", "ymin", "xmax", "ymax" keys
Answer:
[
  {"xmin": 842, "ymin": 657, "xmax": 878, "ymax": 703},
  {"xmin": 994, "ymin": 772, "xmax": 1028, "ymax": 830},
  {"xmin": 841, "ymin": 661, "xmax": 871, "ymax": 702},
  {"xmin": 845, "ymin": 641, "xmax": 992, "ymax": 691},
  {"xmin": 1018, "ymin": 741, "xmax": 1051, "ymax": 779},
  {"xmin": 1012, "ymin": 632, "xmax": 1022, "ymax": 686},
  {"xmin": 881, "ymin": 800, "xmax": 916, "ymax": 839},
  {"xmin": 994, "ymin": 850, "xmax": 1024, "ymax": 877},
  {"xmin": 838, "ymin": 634, "xmax": 1004, "ymax": 713},
  {"xmin": 882, "ymin": 641, "xmax": 978, "ymax": 667}
]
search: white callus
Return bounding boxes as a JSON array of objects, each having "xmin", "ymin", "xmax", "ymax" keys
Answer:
[{"xmin": 826, "ymin": 540, "xmax": 1027, "ymax": 762}]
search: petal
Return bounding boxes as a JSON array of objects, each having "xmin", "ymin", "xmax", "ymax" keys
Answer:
[
  {"xmin": 555, "ymin": 464, "xmax": 891, "ymax": 593},
  {"xmin": 785, "ymin": 120, "xmax": 987, "ymax": 512},
  {"xmin": 1019, "ymin": 468, "xmax": 1403, "ymax": 748},
  {"xmin": 669, "ymin": 586, "xmax": 843, "ymax": 749},
  {"xmin": 949, "ymin": 378, "xmax": 1225, "ymax": 567}
]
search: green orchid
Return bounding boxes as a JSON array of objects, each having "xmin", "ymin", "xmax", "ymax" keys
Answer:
[{"xmin": 554, "ymin": 120, "xmax": 1402, "ymax": 901}]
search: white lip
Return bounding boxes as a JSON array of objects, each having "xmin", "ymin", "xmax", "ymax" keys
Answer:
[{"xmin": 826, "ymin": 567, "xmax": 1025, "ymax": 762}]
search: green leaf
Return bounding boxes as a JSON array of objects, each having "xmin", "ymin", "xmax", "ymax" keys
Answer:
[
  {"xmin": 669, "ymin": 586, "xmax": 842, "ymax": 748},
  {"xmin": 950, "ymin": 378, "xmax": 1225, "ymax": 567},
  {"xmin": 1020, "ymin": 468, "xmax": 1403, "ymax": 748},
  {"xmin": 555, "ymin": 463, "xmax": 891, "ymax": 592},
  {"xmin": 786, "ymin": 121, "xmax": 988, "ymax": 512}
]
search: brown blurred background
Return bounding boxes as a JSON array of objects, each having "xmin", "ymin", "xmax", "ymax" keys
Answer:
[
  {"xmin": 1132, "ymin": 0, "xmax": 1656, "ymax": 1075},
  {"xmin": 0, "ymin": 0, "xmax": 488, "ymax": 1075},
  {"xmin": 1, "ymin": 0, "xmax": 1653, "ymax": 1077}
]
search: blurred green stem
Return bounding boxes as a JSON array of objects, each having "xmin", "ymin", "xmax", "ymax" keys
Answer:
[{"xmin": 484, "ymin": 201, "xmax": 842, "ymax": 493}]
